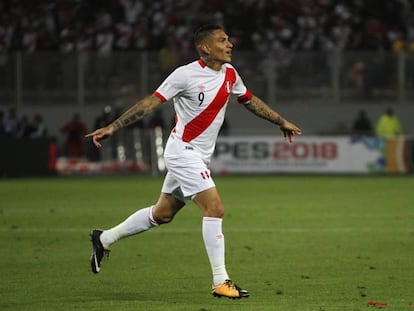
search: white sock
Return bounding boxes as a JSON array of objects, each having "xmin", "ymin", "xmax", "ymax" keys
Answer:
[
  {"xmin": 100, "ymin": 206, "xmax": 159, "ymax": 248},
  {"xmin": 202, "ymin": 217, "xmax": 229, "ymax": 286}
]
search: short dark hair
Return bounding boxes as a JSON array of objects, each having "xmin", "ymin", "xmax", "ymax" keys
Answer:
[{"xmin": 194, "ymin": 24, "xmax": 223, "ymax": 46}]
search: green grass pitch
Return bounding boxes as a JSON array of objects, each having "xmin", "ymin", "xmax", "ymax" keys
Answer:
[{"xmin": 1, "ymin": 175, "xmax": 413, "ymax": 311}]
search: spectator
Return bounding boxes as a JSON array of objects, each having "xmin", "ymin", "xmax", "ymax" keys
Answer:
[
  {"xmin": 375, "ymin": 107, "xmax": 403, "ymax": 138},
  {"xmin": 18, "ymin": 115, "xmax": 31, "ymax": 138},
  {"xmin": 121, "ymin": 0, "xmax": 144, "ymax": 25},
  {"xmin": 131, "ymin": 21, "xmax": 151, "ymax": 50},
  {"xmin": 95, "ymin": 26, "xmax": 114, "ymax": 87},
  {"xmin": 3, "ymin": 107, "xmax": 20, "ymax": 138},
  {"xmin": 348, "ymin": 61, "xmax": 370, "ymax": 97},
  {"xmin": 114, "ymin": 21, "xmax": 133, "ymax": 51},
  {"xmin": 60, "ymin": 113, "xmax": 88, "ymax": 158},
  {"xmin": 29, "ymin": 114, "xmax": 47, "ymax": 138},
  {"xmin": 21, "ymin": 25, "xmax": 38, "ymax": 53},
  {"xmin": 351, "ymin": 109, "xmax": 374, "ymax": 136}
]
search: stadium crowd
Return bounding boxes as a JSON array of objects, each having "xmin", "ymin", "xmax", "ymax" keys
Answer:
[
  {"xmin": 0, "ymin": 0, "xmax": 413, "ymax": 54},
  {"xmin": 0, "ymin": 108, "xmax": 47, "ymax": 139}
]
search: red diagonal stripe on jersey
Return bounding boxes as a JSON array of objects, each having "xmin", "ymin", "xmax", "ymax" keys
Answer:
[{"xmin": 182, "ymin": 67, "xmax": 236, "ymax": 142}]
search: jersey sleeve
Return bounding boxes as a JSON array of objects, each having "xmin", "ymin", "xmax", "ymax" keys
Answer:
[
  {"xmin": 153, "ymin": 66, "xmax": 188, "ymax": 103},
  {"xmin": 231, "ymin": 67, "xmax": 252, "ymax": 104}
]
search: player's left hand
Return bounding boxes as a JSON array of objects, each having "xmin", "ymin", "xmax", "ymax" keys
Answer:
[
  {"xmin": 85, "ymin": 125, "xmax": 115, "ymax": 148},
  {"xmin": 279, "ymin": 121, "xmax": 302, "ymax": 143}
]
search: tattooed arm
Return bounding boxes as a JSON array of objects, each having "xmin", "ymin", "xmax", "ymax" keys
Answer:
[
  {"xmin": 86, "ymin": 95, "xmax": 162, "ymax": 148},
  {"xmin": 110, "ymin": 95, "xmax": 162, "ymax": 130},
  {"xmin": 244, "ymin": 95, "xmax": 286, "ymax": 126},
  {"xmin": 244, "ymin": 95, "xmax": 302, "ymax": 142}
]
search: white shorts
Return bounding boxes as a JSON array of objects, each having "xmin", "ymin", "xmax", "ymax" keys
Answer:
[{"xmin": 161, "ymin": 138, "xmax": 215, "ymax": 203}]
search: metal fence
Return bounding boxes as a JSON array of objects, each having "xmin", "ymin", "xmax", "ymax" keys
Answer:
[{"xmin": 2, "ymin": 50, "xmax": 414, "ymax": 107}]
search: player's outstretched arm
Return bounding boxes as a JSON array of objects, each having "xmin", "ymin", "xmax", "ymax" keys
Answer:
[
  {"xmin": 244, "ymin": 95, "xmax": 302, "ymax": 143},
  {"xmin": 85, "ymin": 95, "xmax": 162, "ymax": 148}
]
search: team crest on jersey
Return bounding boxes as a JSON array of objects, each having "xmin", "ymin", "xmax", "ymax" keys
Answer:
[{"xmin": 225, "ymin": 81, "xmax": 233, "ymax": 93}]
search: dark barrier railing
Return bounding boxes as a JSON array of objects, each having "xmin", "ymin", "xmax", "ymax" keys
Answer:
[{"xmin": 0, "ymin": 137, "xmax": 57, "ymax": 177}]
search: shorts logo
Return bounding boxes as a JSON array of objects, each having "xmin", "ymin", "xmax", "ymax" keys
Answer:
[{"xmin": 200, "ymin": 170, "xmax": 210, "ymax": 180}]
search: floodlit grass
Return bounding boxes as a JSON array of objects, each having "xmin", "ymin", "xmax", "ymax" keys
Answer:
[{"xmin": 1, "ymin": 175, "xmax": 414, "ymax": 310}]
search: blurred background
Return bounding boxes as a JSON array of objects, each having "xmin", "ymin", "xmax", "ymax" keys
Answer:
[{"xmin": 1, "ymin": 0, "xmax": 413, "ymax": 176}]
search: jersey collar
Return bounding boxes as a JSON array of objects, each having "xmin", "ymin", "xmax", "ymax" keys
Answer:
[
  {"xmin": 198, "ymin": 58, "xmax": 226, "ymax": 73},
  {"xmin": 198, "ymin": 58, "xmax": 207, "ymax": 68}
]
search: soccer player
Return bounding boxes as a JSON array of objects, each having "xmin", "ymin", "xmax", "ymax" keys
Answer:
[{"xmin": 86, "ymin": 24, "xmax": 302, "ymax": 299}]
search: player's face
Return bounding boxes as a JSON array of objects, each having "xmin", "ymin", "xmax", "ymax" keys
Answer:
[{"xmin": 206, "ymin": 29, "xmax": 233, "ymax": 64}]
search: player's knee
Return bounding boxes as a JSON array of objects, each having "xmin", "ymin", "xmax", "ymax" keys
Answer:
[
  {"xmin": 194, "ymin": 188, "xmax": 225, "ymax": 218},
  {"xmin": 206, "ymin": 200, "xmax": 225, "ymax": 218},
  {"xmin": 212, "ymin": 209, "xmax": 224, "ymax": 219},
  {"xmin": 152, "ymin": 194, "xmax": 184, "ymax": 224},
  {"xmin": 153, "ymin": 211, "xmax": 175, "ymax": 224}
]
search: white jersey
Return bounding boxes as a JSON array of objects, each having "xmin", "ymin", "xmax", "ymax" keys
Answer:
[{"xmin": 154, "ymin": 59, "xmax": 252, "ymax": 164}]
